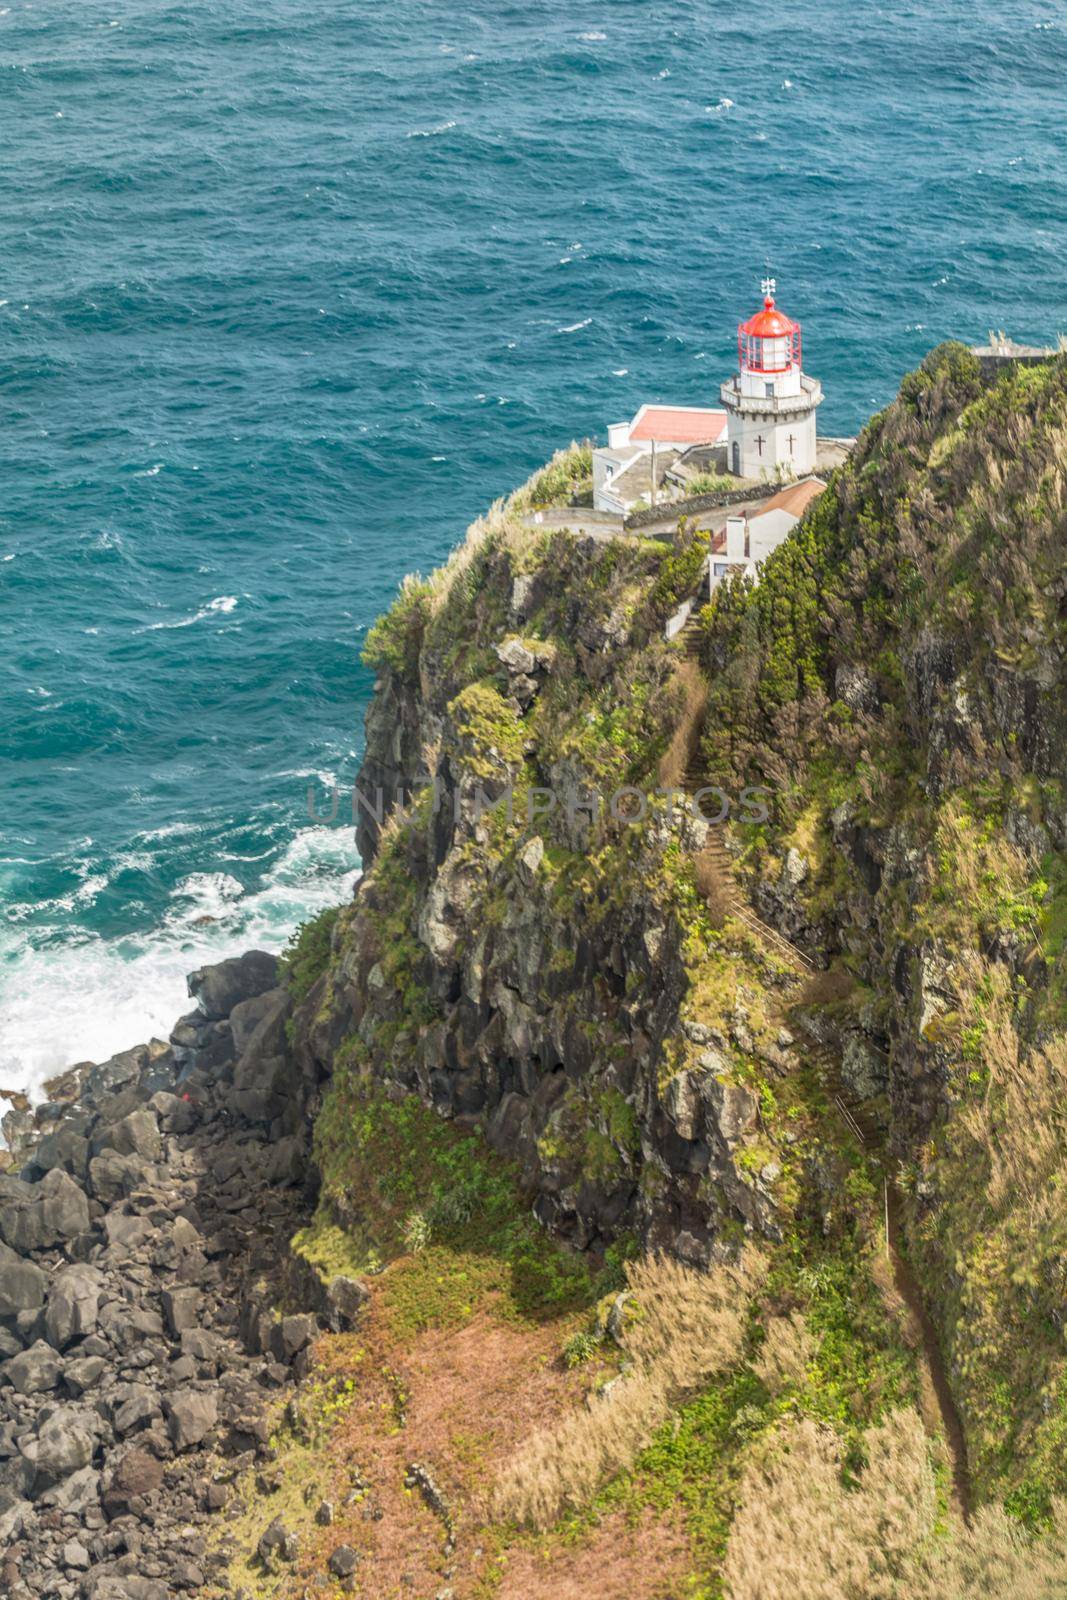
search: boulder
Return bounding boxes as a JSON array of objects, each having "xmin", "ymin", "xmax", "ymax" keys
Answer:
[
  {"xmin": 0, "ymin": 1491, "xmax": 33, "ymax": 1543},
  {"xmin": 321, "ymin": 1275, "xmax": 370, "ymax": 1333},
  {"xmin": 230, "ymin": 990, "xmax": 293, "ymax": 1124},
  {"xmin": 112, "ymin": 1383, "xmax": 161, "ymax": 1435},
  {"xmin": 3, "ymin": 1339, "xmax": 62, "ymax": 1395},
  {"xmin": 165, "ymin": 1387, "xmax": 218, "ymax": 1451},
  {"xmin": 258, "ymin": 1517, "xmax": 299, "ymax": 1567},
  {"xmin": 328, "ymin": 1544, "xmax": 360, "ymax": 1580},
  {"xmin": 44, "ymin": 1263, "xmax": 104, "ymax": 1350},
  {"xmin": 102, "ymin": 1211, "xmax": 155, "ymax": 1256},
  {"xmin": 102, "ymin": 1446, "xmax": 164, "ymax": 1516},
  {"xmin": 230, "ymin": 988, "xmax": 288, "ymax": 1056},
  {"xmin": 261, "ymin": 1135, "xmax": 306, "ymax": 1188},
  {"xmin": 64, "ymin": 1355, "xmax": 108, "ymax": 1396},
  {"xmin": 161, "ymin": 1287, "xmax": 201, "ymax": 1338},
  {"xmin": 62, "ymin": 1539, "xmax": 91, "ymax": 1571},
  {"xmin": 270, "ymin": 1314, "xmax": 318, "ymax": 1364},
  {"xmin": 188, "ymin": 951, "xmax": 279, "ymax": 1021},
  {"xmin": 147, "ymin": 1091, "xmax": 197, "ymax": 1135},
  {"xmin": 92, "ymin": 1108, "xmax": 161, "ymax": 1163},
  {"xmin": 0, "ymin": 1169, "xmax": 90, "ymax": 1254},
  {"xmin": 496, "ymin": 637, "xmax": 536, "ymax": 675},
  {"xmin": 85, "ymin": 1579, "xmax": 170, "ymax": 1600},
  {"xmin": 20, "ymin": 1407, "xmax": 98, "ymax": 1492},
  {"xmin": 41, "ymin": 1462, "xmax": 100, "ymax": 1514},
  {"xmin": 31, "ymin": 1122, "xmax": 90, "ymax": 1181},
  {"xmin": 87, "ymin": 1151, "xmax": 150, "ymax": 1205},
  {"xmin": 0, "ymin": 1242, "xmax": 48, "ymax": 1318}
]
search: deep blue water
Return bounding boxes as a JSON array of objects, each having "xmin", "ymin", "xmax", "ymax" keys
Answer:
[{"xmin": 3, "ymin": 0, "xmax": 1067, "ymax": 1091}]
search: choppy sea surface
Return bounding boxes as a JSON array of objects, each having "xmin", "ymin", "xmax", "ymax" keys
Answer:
[{"xmin": 3, "ymin": 0, "xmax": 1067, "ymax": 1094}]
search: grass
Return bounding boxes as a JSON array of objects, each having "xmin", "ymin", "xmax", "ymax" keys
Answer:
[
  {"xmin": 685, "ymin": 473, "xmax": 739, "ymax": 498},
  {"xmin": 311, "ymin": 1071, "xmax": 599, "ymax": 1338},
  {"xmin": 492, "ymin": 1250, "xmax": 767, "ymax": 1530},
  {"xmin": 280, "ymin": 906, "xmax": 341, "ymax": 1004},
  {"xmin": 208, "ymin": 1365, "xmax": 363, "ymax": 1597}
]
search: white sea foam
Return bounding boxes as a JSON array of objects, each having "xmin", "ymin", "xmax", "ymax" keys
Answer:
[
  {"xmin": 0, "ymin": 826, "xmax": 360, "ymax": 1101},
  {"xmin": 556, "ymin": 317, "xmax": 591, "ymax": 334},
  {"xmin": 579, "ymin": 32, "xmax": 607, "ymax": 42},
  {"xmin": 407, "ymin": 120, "xmax": 457, "ymax": 138},
  {"xmin": 138, "ymin": 595, "xmax": 238, "ymax": 633},
  {"xmin": 707, "ymin": 98, "xmax": 734, "ymax": 113}
]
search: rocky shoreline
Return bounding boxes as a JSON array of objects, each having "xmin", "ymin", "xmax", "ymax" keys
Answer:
[{"xmin": 0, "ymin": 950, "xmax": 361, "ymax": 1600}]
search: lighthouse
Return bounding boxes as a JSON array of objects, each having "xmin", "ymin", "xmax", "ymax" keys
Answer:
[{"xmin": 721, "ymin": 280, "xmax": 823, "ymax": 481}]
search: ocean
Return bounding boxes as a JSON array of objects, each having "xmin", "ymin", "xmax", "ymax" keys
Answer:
[{"xmin": 3, "ymin": 0, "xmax": 1066, "ymax": 1096}]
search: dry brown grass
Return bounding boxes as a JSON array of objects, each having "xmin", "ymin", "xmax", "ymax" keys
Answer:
[
  {"xmin": 693, "ymin": 845, "xmax": 735, "ymax": 927},
  {"xmin": 721, "ymin": 1408, "xmax": 936, "ymax": 1600},
  {"xmin": 658, "ymin": 658, "xmax": 709, "ymax": 791},
  {"xmin": 722, "ymin": 1404, "xmax": 1067, "ymax": 1600},
  {"xmin": 493, "ymin": 1248, "xmax": 767, "ymax": 1528},
  {"xmin": 753, "ymin": 1311, "xmax": 817, "ymax": 1396},
  {"xmin": 952, "ymin": 957, "xmax": 1067, "ymax": 1230},
  {"xmin": 913, "ymin": 1499, "xmax": 1067, "ymax": 1599},
  {"xmin": 426, "ymin": 441, "xmax": 593, "ymax": 613},
  {"xmin": 793, "ymin": 965, "xmax": 858, "ymax": 1010}
]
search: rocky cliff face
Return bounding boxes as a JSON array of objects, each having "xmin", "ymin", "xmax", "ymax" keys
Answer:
[
  {"xmin": 298, "ymin": 352, "xmax": 1067, "ymax": 1519},
  {"xmin": 7, "ymin": 348, "xmax": 1067, "ymax": 1596},
  {"xmin": 297, "ymin": 470, "xmax": 804, "ymax": 1273}
]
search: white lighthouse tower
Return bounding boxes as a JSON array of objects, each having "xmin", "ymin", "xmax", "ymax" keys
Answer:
[{"xmin": 721, "ymin": 280, "xmax": 822, "ymax": 481}]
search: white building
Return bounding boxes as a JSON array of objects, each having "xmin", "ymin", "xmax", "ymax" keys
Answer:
[
  {"xmin": 592, "ymin": 404, "xmax": 727, "ymax": 514},
  {"xmin": 709, "ymin": 478, "xmax": 827, "ymax": 591},
  {"xmin": 720, "ymin": 280, "xmax": 823, "ymax": 480},
  {"xmin": 594, "ymin": 281, "xmax": 824, "ymax": 510}
]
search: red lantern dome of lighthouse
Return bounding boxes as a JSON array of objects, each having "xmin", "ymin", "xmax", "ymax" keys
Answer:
[{"xmin": 738, "ymin": 279, "xmax": 802, "ymax": 374}]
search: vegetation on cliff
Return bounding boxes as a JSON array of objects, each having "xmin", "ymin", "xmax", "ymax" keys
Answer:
[
  {"xmin": 256, "ymin": 353, "xmax": 1067, "ymax": 1596},
  {"xmin": 698, "ymin": 343, "xmax": 1067, "ymax": 1524}
]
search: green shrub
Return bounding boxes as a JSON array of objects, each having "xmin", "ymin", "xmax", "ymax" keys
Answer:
[
  {"xmin": 362, "ymin": 573, "xmax": 432, "ymax": 676},
  {"xmin": 313, "ymin": 1074, "xmax": 597, "ymax": 1333},
  {"xmin": 685, "ymin": 472, "xmax": 738, "ymax": 497},
  {"xmin": 281, "ymin": 906, "xmax": 340, "ymax": 1003}
]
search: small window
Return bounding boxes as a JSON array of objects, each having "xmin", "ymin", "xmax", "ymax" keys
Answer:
[{"xmin": 765, "ymin": 382, "xmax": 775, "ymax": 398}]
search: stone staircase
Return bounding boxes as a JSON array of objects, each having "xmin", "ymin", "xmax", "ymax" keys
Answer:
[
  {"xmin": 678, "ymin": 612, "xmax": 705, "ymax": 661},
  {"xmin": 679, "ymin": 642, "xmax": 813, "ymax": 975},
  {"xmin": 803, "ymin": 1041, "xmax": 885, "ymax": 1148},
  {"xmin": 697, "ymin": 821, "xmax": 814, "ymax": 976}
]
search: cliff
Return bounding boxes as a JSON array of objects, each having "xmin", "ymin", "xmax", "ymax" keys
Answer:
[
  {"xmin": 5, "ymin": 347, "xmax": 1067, "ymax": 1598},
  {"xmin": 284, "ymin": 343, "xmax": 1067, "ymax": 1577}
]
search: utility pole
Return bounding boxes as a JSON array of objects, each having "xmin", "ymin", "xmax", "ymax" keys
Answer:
[{"xmin": 650, "ymin": 438, "xmax": 657, "ymax": 507}]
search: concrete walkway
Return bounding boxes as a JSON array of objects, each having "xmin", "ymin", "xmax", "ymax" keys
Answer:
[{"xmin": 521, "ymin": 496, "xmax": 775, "ymax": 544}]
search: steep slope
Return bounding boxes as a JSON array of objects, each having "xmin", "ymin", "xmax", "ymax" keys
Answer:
[
  {"xmin": 698, "ymin": 341, "xmax": 1067, "ymax": 1516},
  {"xmin": 266, "ymin": 350, "xmax": 1067, "ymax": 1594}
]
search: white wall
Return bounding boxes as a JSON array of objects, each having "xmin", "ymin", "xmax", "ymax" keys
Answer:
[
  {"xmin": 728, "ymin": 408, "xmax": 817, "ymax": 480},
  {"xmin": 738, "ymin": 362, "xmax": 803, "ymax": 401}
]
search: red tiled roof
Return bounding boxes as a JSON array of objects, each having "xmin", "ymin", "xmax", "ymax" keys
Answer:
[
  {"xmin": 629, "ymin": 406, "xmax": 728, "ymax": 445},
  {"xmin": 753, "ymin": 477, "xmax": 827, "ymax": 519}
]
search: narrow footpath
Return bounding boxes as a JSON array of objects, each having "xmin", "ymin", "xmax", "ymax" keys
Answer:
[{"xmin": 673, "ymin": 641, "xmax": 972, "ymax": 1521}]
